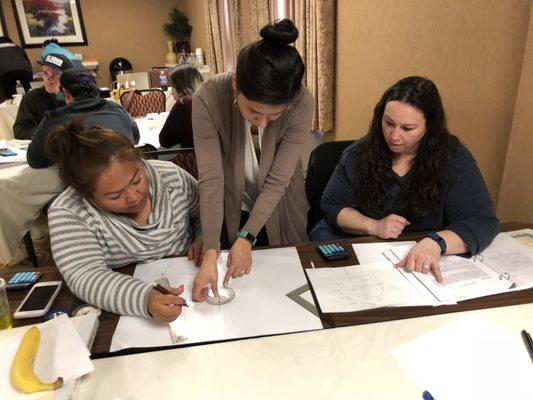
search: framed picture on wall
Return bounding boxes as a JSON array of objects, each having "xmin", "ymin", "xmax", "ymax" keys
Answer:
[
  {"xmin": 11, "ymin": 0, "xmax": 88, "ymax": 48},
  {"xmin": 0, "ymin": 4, "xmax": 8, "ymax": 37}
]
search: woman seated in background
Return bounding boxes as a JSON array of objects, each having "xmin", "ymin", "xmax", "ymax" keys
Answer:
[
  {"xmin": 309, "ymin": 76, "xmax": 499, "ymax": 282},
  {"xmin": 159, "ymin": 63, "xmax": 203, "ymax": 148},
  {"xmin": 46, "ymin": 121, "xmax": 203, "ymax": 322}
]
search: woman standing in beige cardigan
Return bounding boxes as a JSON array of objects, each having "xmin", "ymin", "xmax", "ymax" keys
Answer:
[{"xmin": 192, "ymin": 20, "xmax": 314, "ymax": 301}]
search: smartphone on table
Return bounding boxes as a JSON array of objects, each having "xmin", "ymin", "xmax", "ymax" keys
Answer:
[
  {"xmin": 13, "ymin": 281, "xmax": 62, "ymax": 319},
  {"xmin": 0, "ymin": 148, "xmax": 17, "ymax": 157}
]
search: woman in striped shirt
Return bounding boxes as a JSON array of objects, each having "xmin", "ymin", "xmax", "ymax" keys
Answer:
[{"xmin": 46, "ymin": 120, "xmax": 202, "ymax": 322}]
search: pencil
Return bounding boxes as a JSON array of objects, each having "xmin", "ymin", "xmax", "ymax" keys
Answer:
[{"xmin": 153, "ymin": 284, "xmax": 189, "ymax": 307}]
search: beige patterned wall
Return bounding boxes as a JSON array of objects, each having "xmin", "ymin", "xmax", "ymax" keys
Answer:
[
  {"xmin": 334, "ymin": 0, "xmax": 531, "ymax": 213},
  {"xmin": 497, "ymin": 5, "xmax": 533, "ymax": 223},
  {"xmin": 1, "ymin": 0, "xmax": 183, "ymax": 85}
]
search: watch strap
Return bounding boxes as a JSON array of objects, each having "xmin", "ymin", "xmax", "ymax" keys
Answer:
[
  {"xmin": 237, "ymin": 229, "xmax": 257, "ymax": 246},
  {"xmin": 426, "ymin": 231, "xmax": 446, "ymax": 254}
]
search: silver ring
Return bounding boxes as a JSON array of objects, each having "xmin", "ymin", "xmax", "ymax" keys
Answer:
[{"xmin": 422, "ymin": 264, "xmax": 430, "ymax": 270}]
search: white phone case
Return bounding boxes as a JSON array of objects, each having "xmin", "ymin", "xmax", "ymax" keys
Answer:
[{"xmin": 13, "ymin": 281, "xmax": 62, "ymax": 319}]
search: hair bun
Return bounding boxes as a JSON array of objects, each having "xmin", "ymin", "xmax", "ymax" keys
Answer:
[{"xmin": 260, "ymin": 19, "xmax": 298, "ymax": 45}]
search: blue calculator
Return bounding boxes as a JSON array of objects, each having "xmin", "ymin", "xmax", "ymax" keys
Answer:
[
  {"xmin": 317, "ymin": 244, "xmax": 350, "ymax": 261},
  {"xmin": 6, "ymin": 271, "xmax": 42, "ymax": 291}
]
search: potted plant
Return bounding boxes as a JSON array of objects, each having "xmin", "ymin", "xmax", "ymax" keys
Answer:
[{"xmin": 163, "ymin": 7, "xmax": 193, "ymax": 54}]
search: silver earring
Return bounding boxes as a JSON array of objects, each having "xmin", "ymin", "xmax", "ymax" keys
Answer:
[{"xmin": 233, "ymin": 91, "xmax": 238, "ymax": 107}]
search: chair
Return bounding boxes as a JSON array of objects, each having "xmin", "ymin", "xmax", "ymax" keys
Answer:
[
  {"xmin": 149, "ymin": 67, "xmax": 171, "ymax": 88},
  {"xmin": 305, "ymin": 140, "xmax": 355, "ymax": 233},
  {"xmin": 141, "ymin": 147, "xmax": 198, "ymax": 180},
  {"xmin": 120, "ymin": 89, "xmax": 166, "ymax": 118}
]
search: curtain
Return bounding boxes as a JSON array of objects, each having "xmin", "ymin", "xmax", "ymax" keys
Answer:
[
  {"xmin": 248, "ymin": 0, "xmax": 276, "ymax": 40},
  {"xmin": 204, "ymin": 0, "xmax": 243, "ymax": 74},
  {"xmin": 287, "ymin": 0, "xmax": 335, "ymax": 132}
]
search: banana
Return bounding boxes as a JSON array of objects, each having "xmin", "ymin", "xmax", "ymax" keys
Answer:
[{"xmin": 11, "ymin": 326, "xmax": 64, "ymax": 394}]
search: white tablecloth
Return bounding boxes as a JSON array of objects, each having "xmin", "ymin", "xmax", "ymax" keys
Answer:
[
  {"xmin": 0, "ymin": 150, "xmax": 63, "ymax": 264},
  {"xmin": 0, "ymin": 102, "xmax": 19, "ymax": 140},
  {"xmin": 136, "ymin": 112, "xmax": 170, "ymax": 148},
  {"xmin": 0, "ymin": 93, "xmax": 176, "ymax": 141}
]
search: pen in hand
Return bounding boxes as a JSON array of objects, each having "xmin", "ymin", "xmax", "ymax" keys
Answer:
[
  {"xmin": 521, "ymin": 329, "xmax": 533, "ymax": 363},
  {"xmin": 153, "ymin": 284, "xmax": 189, "ymax": 307}
]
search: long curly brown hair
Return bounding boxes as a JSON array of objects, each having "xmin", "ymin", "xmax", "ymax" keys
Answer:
[{"xmin": 359, "ymin": 76, "xmax": 460, "ymax": 221}]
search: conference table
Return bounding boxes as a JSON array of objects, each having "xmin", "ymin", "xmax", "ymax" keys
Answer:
[
  {"xmin": 2, "ymin": 223, "xmax": 532, "ymax": 398},
  {"xmin": 2, "ymin": 222, "xmax": 532, "ymax": 354}
]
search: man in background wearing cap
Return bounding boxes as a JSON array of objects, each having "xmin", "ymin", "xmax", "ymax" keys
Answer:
[
  {"xmin": 13, "ymin": 54, "xmax": 73, "ymax": 140},
  {"xmin": 27, "ymin": 68, "xmax": 140, "ymax": 168}
]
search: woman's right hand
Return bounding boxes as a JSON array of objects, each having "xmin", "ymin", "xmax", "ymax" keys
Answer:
[
  {"xmin": 369, "ymin": 214, "xmax": 410, "ymax": 239},
  {"xmin": 192, "ymin": 249, "xmax": 219, "ymax": 302},
  {"xmin": 148, "ymin": 285, "xmax": 187, "ymax": 323}
]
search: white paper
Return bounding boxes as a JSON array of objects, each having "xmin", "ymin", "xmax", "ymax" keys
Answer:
[
  {"xmin": 480, "ymin": 232, "xmax": 533, "ymax": 290},
  {"xmin": 392, "ymin": 315, "xmax": 533, "ymax": 400},
  {"xmin": 386, "ymin": 245, "xmax": 513, "ymax": 303},
  {"xmin": 306, "ymin": 262, "xmax": 433, "ymax": 313},
  {"xmin": 352, "ymin": 241, "xmax": 416, "ymax": 264},
  {"xmin": 110, "ymin": 247, "xmax": 322, "ymax": 351},
  {"xmin": 0, "ymin": 315, "xmax": 94, "ymax": 400},
  {"xmin": 136, "ymin": 112, "xmax": 169, "ymax": 148}
]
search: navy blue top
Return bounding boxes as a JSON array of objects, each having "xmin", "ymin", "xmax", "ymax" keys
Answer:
[
  {"xmin": 321, "ymin": 140, "xmax": 499, "ymax": 254},
  {"xmin": 27, "ymin": 97, "xmax": 140, "ymax": 168}
]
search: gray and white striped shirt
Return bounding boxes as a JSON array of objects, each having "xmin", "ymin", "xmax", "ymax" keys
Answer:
[{"xmin": 48, "ymin": 160, "xmax": 201, "ymax": 318}]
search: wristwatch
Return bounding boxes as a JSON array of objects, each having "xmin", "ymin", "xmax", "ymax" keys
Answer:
[
  {"xmin": 236, "ymin": 229, "xmax": 257, "ymax": 246},
  {"xmin": 426, "ymin": 232, "xmax": 447, "ymax": 254}
]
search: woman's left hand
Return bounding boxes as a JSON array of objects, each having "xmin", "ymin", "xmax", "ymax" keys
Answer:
[
  {"xmin": 395, "ymin": 238, "xmax": 444, "ymax": 283},
  {"xmin": 224, "ymin": 237, "xmax": 253, "ymax": 286},
  {"xmin": 187, "ymin": 238, "xmax": 203, "ymax": 266}
]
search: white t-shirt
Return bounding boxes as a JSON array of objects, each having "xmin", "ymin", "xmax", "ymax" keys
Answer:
[{"xmin": 242, "ymin": 122, "xmax": 263, "ymax": 212}]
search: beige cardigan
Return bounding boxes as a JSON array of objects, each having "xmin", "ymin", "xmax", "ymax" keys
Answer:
[{"xmin": 192, "ymin": 73, "xmax": 315, "ymax": 250}]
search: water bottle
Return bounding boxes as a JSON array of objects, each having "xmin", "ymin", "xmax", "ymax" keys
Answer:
[
  {"xmin": 159, "ymin": 71, "xmax": 168, "ymax": 91},
  {"xmin": 15, "ymin": 80, "xmax": 26, "ymax": 95}
]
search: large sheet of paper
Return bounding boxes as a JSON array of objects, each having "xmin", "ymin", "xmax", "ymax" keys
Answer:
[
  {"xmin": 480, "ymin": 232, "xmax": 533, "ymax": 290},
  {"xmin": 306, "ymin": 261, "xmax": 434, "ymax": 313},
  {"xmin": 0, "ymin": 315, "xmax": 94, "ymax": 400},
  {"xmin": 352, "ymin": 241, "xmax": 416, "ymax": 264},
  {"xmin": 391, "ymin": 315, "xmax": 533, "ymax": 400},
  {"xmin": 110, "ymin": 247, "xmax": 322, "ymax": 351},
  {"xmin": 386, "ymin": 245, "xmax": 513, "ymax": 303}
]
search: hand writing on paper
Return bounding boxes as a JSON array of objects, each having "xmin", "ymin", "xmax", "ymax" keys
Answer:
[
  {"xmin": 396, "ymin": 238, "xmax": 444, "ymax": 283},
  {"xmin": 148, "ymin": 285, "xmax": 187, "ymax": 323},
  {"xmin": 224, "ymin": 237, "xmax": 253, "ymax": 286},
  {"xmin": 192, "ymin": 249, "xmax": 219, "ymax": 302},
  {"xmin": 369, "ymin": 214, "xmax": 410, "ymax": 239},
  {"xmin": 187, "ymin": 238, "xmax": 203, "ymax": 266}
]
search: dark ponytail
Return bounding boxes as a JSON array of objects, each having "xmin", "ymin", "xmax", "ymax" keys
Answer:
[
  {"xmin": 45, "ymin": 119, "xmax": 141, "ymax": 198},
  {"xmin": 236, "ymin": 19, "xmax": 305, "ymax": 105}
]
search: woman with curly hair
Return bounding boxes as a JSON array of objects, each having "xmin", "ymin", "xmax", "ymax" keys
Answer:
[{"xmin": 309, "ymin": 76, "xmax": 499, "ymax": 282}]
